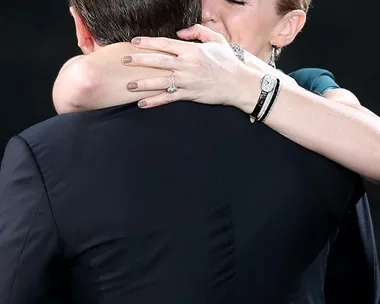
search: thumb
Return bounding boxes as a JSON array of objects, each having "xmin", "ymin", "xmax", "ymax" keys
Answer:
[{"xmin": 177, "ymin": 24, "xmax": 226, "ymax": 43}]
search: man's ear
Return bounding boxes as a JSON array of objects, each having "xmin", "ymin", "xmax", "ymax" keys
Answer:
[
  {"xmin": 70, "ymin": 7, "xmax": 97, "ymax": 54},
  {"xmin": 270, "ymin": 10, "xmax": 306, "ymax": 48}
]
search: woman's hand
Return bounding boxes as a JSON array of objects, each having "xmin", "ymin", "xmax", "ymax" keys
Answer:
[
  {"xmin": 53, "ymin": 42, "xmax": 173, "ymax": 113},
  {"xmin": 123, "ymin": 24, "xmax": 264, "ymax": 113}
]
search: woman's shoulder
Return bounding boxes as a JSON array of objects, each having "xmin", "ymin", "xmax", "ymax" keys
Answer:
[
  {"xmin": 288, "ymin": 68, "xmax": 334, "ymax": 79},
  {"xmin": 287, "ymin": 68, "xmax": 340, "ymax": 95}
]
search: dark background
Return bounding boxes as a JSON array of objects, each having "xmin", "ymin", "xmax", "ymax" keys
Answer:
[{"xmin": 1, "ymin": 1, "xmax": 379, "ymax": 251}]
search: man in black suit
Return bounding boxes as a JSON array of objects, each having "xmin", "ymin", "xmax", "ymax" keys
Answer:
[{"xmin": 0, "ymin": 0, "xmax": 363, "ymax": 303}]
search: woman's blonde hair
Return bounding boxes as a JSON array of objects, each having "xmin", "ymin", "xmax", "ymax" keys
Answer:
[{"xmin": 277, "ymin": 0, "xmax": 312, "ymax": 15}]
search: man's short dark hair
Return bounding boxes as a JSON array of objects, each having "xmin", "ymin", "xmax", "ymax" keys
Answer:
[{"xmin": 69, "ymin": 0, "xmax": 202, "ymax": 46}]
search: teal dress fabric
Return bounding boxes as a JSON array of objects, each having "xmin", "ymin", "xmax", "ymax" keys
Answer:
[
  {"xmin": 288, "ymin": 68, "xmax": 380, "ymax": 304},
  {"xmin": 289, "ymin": 68, "xmax": 339, "ymax": 95}
]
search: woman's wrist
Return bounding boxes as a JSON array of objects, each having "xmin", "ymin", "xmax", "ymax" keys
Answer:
[
  {"xmin": 233, "ymin": 67, "xmax": 298, "ymax": 119},
  {"xmin": 232, "ymin": 67, "xmax": 263, "ymax": 114}
]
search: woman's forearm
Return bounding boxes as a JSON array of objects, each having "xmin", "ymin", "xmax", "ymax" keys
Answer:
[{"xmin": 240, "ymin": 70, "xmax": 380, "ymax": 181}]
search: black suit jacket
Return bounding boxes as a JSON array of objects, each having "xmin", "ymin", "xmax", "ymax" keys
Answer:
[{"xmin": 0, "ymin": 102, "xmax": 363, "ymax": 303}]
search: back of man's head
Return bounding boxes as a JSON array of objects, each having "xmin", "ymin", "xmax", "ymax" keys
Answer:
[{"xmin": 68, "ymin": 0, "xmax": 202, "ymax": 46}]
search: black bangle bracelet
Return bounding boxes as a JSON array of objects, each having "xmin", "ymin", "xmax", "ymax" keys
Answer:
[
  {"xmin": 258, "ymin": 78, "xmax": 280, "ymax": 122},
  {"xmin": 250, "ymin": 74, "xmax": 278, "ymax": 122},
  {"xmin": 250, "ymin": 91, "xmax": 269, "ymax": 122}
]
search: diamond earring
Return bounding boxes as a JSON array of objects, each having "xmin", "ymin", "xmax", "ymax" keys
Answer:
[{"xmin": 268, "ymin": 45, "xmax": 277, "ymax": 68}]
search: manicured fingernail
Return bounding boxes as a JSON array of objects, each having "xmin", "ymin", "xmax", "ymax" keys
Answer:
[
  {"xmin": 123, "ymin": 56, "xmax": 132, "ymax": 64},
  {"xmin": 127, "ymin": 82, "xmax": 138, "ymax": 90},
  {"xmin": 132, "ymin": 38, "xmax": 141, "ymax": 45},
  {"xmin": 138, "ymin": 100, "xmax": 147, "ymax": 108}
]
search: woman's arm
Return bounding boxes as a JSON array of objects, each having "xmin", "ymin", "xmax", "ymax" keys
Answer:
[
  {"xmin": 253, "ymin": 77, "xmax": 380, "ymax": 182},
  {"xmin": 52, "ymin": 30, "xmax": 380, "ymax": 182},
  {"xmin": 320, "ymin": 89, "xmax": 379, "ymax": 184}
]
